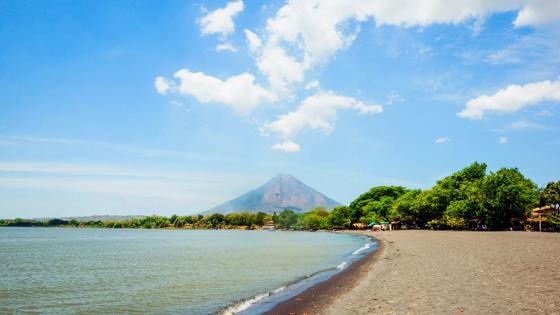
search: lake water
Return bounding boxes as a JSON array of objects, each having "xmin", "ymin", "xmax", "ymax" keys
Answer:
[{"xmin": 0, "ymin": 227, "xmax": 376, "ymax": 314}]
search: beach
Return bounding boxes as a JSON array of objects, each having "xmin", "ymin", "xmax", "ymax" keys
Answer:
[{"xmin": 267, "ymin": 230, "xmax": 560, "ymax": 314}]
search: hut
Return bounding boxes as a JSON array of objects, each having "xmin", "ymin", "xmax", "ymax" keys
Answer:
[
  {"xmin": 529, "ymin": 206, "xmax": 558, "ymax": 232},
  {"xmin": 368, "ymin": 221, "xmax": 381, "ymax": 231},
  {"xmin": 380, "ymin": 221, "xmax": 390, "ymax": 231},
  {"xmin": 352, "ymin": 222, "xmax": 367, "ymax": 230}
]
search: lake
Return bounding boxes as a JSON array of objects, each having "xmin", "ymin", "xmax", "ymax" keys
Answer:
[{"xmin": 0, "ymin": 227, "xmax": 376, "ymax": 314}]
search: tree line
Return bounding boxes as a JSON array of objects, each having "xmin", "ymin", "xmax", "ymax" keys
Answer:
[{"xmin": 2, "ymin": 162, "xmax": 559, "ymax": 231}]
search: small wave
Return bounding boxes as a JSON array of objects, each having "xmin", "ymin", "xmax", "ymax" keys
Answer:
[
  {"xmin": 352, "ymin": 243, "xmax": 371, "ymax": 255},
  {"xmin": 336, "ymin": 261, "xmax": 347, "ymax": 270},
  {"xmin": 273, "ymin": 286, "xmax": 286, "ymax": 293},
  {"xmin": 220, "ymin": 240, "xmax": 376, "ymax": 314},
  {"xmin": 219, "ymin": 285, "xmax": 286, "ymax": 315}
]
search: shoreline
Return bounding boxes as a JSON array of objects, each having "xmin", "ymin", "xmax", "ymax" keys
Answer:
[
  {"xmin": 326, "ymin": 230, "xmax": 560, "ymax": 314},
  {"xmin": 262, "ymin": 231, "xmax": 382, "ymax": 315},
  {"xmin": 264, "ymin": 230, "xmax": 560, "ymax": 314}
]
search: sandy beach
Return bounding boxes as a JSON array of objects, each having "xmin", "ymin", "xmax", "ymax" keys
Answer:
[{"xmin": 267, "ymin": 230, "xmax": 560, "ymax": 314}]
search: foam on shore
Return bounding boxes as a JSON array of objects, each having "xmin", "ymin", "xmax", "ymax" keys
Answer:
[
  {"xmin": 220, "ymin": 287, "xmax": 286, "ymax": 315},
  {"xmin": 220, "ymin": 235, "xmax": 377, "ymax": 315},
  {"xmin": 352, "ymin": 243, "xmax": 371, "ymax": 255}
]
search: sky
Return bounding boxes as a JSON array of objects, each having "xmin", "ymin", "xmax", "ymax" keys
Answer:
[{"xmin": 1, "ymin": 0, "xmax": 560, "ymax": 218}]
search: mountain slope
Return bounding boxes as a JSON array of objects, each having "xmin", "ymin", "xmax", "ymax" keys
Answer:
[{"xmin": 203, "ymin": 174, "xmax": 342, "ymax": 214}]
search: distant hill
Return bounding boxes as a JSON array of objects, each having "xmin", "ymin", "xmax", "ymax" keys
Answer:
[
  {"xmin": 32, "ymin": 215, "xmax": 147, "ymax": 222},
  {"xmin": 202, "ymin": 174, "xmax": 342, "ymax": 215}
]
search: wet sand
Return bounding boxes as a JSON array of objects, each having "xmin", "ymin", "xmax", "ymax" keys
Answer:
[{"xmin": 267, "ymin": 230, "xmax": 560, "ymax": 314}]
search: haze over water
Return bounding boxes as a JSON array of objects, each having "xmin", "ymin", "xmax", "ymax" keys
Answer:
[{"xmin": 0, "ymin": 228, "xmax": 372, "ymax": 314}]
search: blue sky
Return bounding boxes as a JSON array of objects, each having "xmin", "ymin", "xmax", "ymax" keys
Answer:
[{"xmin": 1, "ymin": 0, "xmax": 559, "ymax": 218}]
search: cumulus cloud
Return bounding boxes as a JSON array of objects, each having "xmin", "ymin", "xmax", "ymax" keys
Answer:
[
  {"xmin": 244, "ymin": 29, "xmax": 262, "ymax": 52},
  {"xmin": 499, "ymin": 136, "xmax": 509, "ymax": 144},
  {"xmin": 250, "ymin": 0, "xmax": 560, "ymax": 96},
  {"xmin": 435, "ymin": 136, "xmax": 451, "ymax": 144},
  {"xmin": 458, "ymin": 79, "xmax": 560, "ymax": 119},
  {"xmin": 198, "ymin": 0, "xmax": 244, "ymax": 37},
  {"xmin": 272, "ymin": 141, "xmax": 301, "ymax": 153},
  {"xmin": 155, "ymin": 69, "xmax": 276, "ymax": 114},
  {"xmin": 264, "ymin": 91, "xmax": 382, "ymax": 145},
  {"xmin": 257, "ymin": 44, "xmax": 310, "ymax": 95},
  {"xmin": 158, "ymin": 0, "xmax": 560, "ymax": 151},
  {"xmin": 514, "ymin": 0, "xmax": 560, "ymax": 27},
  {"xmin": 304, "ymin": 80, "xmax": 320, "ymax": 90},
  {"xmin": 155, "ymin": 76, "xmax": 174, "ymax": 94},
  {"xmin": 216, "ymin": 43, "xmax": 238, "ymax": 52}
]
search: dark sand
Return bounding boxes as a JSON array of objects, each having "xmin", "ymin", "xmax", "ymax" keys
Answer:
[{"xmin": 265, "ymin": 230, "xmax": 560, "ymax": 315}]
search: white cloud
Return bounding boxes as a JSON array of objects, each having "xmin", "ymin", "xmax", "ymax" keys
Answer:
[
  {"xmin": 251, "ymin": 0, "xmax": 559, "ymax": 97},
  {"xmin": 272, "ymin": 141, "xmax": 301, "ymax": 153},
  {"xmin": 514, "ymin": 0, "xmax": 560, "ymax": 27},
  {"xmin": 216, "ymin": 43, "xmax": 238, "ymax": 52},
  {"xmin": 486, "ymin": 29, "xmax": 560, "ymax": 66},
  {"xmin": 198, "ymin": 0, "xmax": 244, "ymax": 37},
  {"xmin": 158, "ymin": 0, "xmax": 560, "ymax": 150},
  {"xmin": 458, "ymin": 79, "xmax": 560, "ymax": 119},
  {"xmin": 155, "ymin": 76, "xmax": 174, "ymax": 94},
  {"xmin": 499, "ymin": 136, "xmax": 509, "ymax": 144},
  {"xmin": 505, "ymin": 120, "xmax": 546, "ymax": 130},
  {"xmin": 256, "ymin": 44, "xmax": 310, "ymax": 95},
  {"xmin": 263, "ymin": 91, "xmax": 382, "ymax": 143},
  {"xmin": 304, "ymin": 80, "xmax": 320, "ymax": 90},
  {"xmin": 244, "ymin": 29, "xmax": 262, "ymax": 52},
  {"xmin": 157, "ymin": 69, "xmax": 277, "ymax": 114},
  {"xmin": 435, "ymin": 136, "xmax": 451, "ymax": 144}
]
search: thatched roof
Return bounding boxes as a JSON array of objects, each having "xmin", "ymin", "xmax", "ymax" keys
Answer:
[
  {"xmin": 352, "ymin": 223, "xmax": 367, "ymax": 228},
  {"xmin": 532, "ymin": 205, "xmax": 556, "ymax": 215}
]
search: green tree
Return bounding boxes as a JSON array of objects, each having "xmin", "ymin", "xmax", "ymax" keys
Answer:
[
  {"xmin": 327, "ymin": 206, "xmax": 352, "ymax": 229},
  {"xmin": 360, "ymin": 196, "xmax": 395, "ymax": 221},
  {"xmin": 390, "ymin": 189, "xmax": 421, "ymax": 222},
  {"xmin": 207, "ymin": 213, "xmax": 225, "ymax": 228},
  {"xmin": 540, "ymin": 181, "xmax": 560, "ymax": 207},
  {"xmin": 410, "ymin": 190, "xmax": 442, "ymax": 225},
  {"xmin": 255, "ymin": 212, "xmax": 268, "ymax": 226},
  {"xmin": 48, "ymin": 218, "xmax": 68, "ymax": 226},
  {"xmin": 428, "ymin": 162, "xmax": 488, "ymax": 219},
  {"xmin": 170, "ymin": 214, "xmax": 178, "ymax": 226},
  {"xmin": 276, "ymin": 210, "xmax": 299, "ymax": 229},
  {"xmin": 309, "ymin": 207, "xmax": 329, "ymax": 217},
  {"xmin": 299, "ymin": 212, "xmax": 326, "ymax": 230},
  {"xmin": 481, "ymin": 168, "xmax": 538, "ymax": 230},
  {"xmin": 349, "ymin": 186, "xmax": 407, "ymax": 222},
  {"xmin": 444, "ymin": 181, "xmax": 486, "ymax": 220}
]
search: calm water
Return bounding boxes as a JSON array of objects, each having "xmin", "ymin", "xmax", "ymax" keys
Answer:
[{"xmin": 0, "ymin": 227, "xmax": 376, "ymax": 314}]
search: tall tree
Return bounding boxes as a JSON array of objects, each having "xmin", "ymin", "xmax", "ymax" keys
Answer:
[
  {"xmin": 327, "ymin": 206, "xmax": 352, "ymax": 229},
  {"xmin": 276, "ymin": 210, "xmax": 299, "ymax": 229},
  {"xmin": 349, "ymin": 186, "xmax": 407, "ymax": 222},
  {"xmin": 540, "ymin": 181, "xmax": 560, "ymax": 207},
  {"xmin": 390, "ymin": 189, "xmax": 421, "ymax": 222},
  {"xmin": 481, "ymin": 168, "xmax": 538, "ymax": 230}
]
